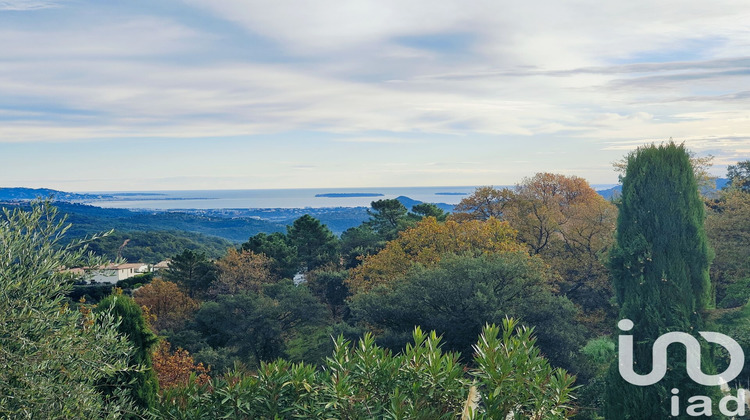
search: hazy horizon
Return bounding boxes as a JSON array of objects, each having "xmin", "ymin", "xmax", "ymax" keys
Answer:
[{"xmin": 70, "ymin": 182, "xmax": 620, "ymax": 194}]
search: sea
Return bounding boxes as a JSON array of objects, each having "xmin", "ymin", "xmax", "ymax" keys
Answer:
[{"xmin": 79, "ymin": 185, "xmax": 618, "ymax": 210}]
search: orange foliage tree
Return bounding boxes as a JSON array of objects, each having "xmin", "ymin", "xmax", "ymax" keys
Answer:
[
  {"xmin": 507, "ymin": 173, "xmax": 608, "ymax": 255},
  {"xmin": 450, "ymin": 186, "xmax": 514, "ymax": 221},
  {"xmin": 453, "ymin": 174, "xmax": 614, "ymax": 254},
  {"xmin": 452, "ymin": 174, "xmax": 617, "ymax": 332},
  {"xmin": 134, "ymin": 278, "xmax": 200, "ymax": 333},
  {"xmin": 346, "ymin": 217, "xmax": 524, "ymax": 294},
  {"xmin": 210, "ymin": 248, "xmax": 276, "ymax": 296},
  {"xmin": 152, "ymin": 340, "xmax": 210, "ymax": 391}
]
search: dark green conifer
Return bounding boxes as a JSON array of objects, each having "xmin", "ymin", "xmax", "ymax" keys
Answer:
[
  {"xmin": 286, "ymin": 214, "xmax": 339, "ymax": 272},
  {"xmin": 95, "ymin": 293, "xmax": 159, "ymax": 413},
  {"xmin": 605, "ymin": 142, "xmax": 716, "ymax": 419}
]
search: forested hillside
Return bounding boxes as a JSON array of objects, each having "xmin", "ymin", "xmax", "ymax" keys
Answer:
[
  {"xmin": 3, "ymin": 152, "xmax": 750, "ymax": 419},
  {"xmin": 86, "ymin": 230, "xmax": 232, "ymax": 263},
  {"xmin": 0, "ymin": 201, "xmax": 285, "ymax": 242}
]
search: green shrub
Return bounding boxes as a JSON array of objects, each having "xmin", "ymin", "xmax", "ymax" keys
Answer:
[
  {"xmin": 117, "ymin": 272, "xmax": 154, "ymax": 289},
  {"xmin": 153, "ymin": 319, "xmax": 577, "ymax": 419}
]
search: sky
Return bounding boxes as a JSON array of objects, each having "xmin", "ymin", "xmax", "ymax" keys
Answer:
[{"xmin": 0, "ymin": 0, "xmax": 749, "ymax": 191}]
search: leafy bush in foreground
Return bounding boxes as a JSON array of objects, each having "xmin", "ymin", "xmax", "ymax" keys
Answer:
[
  {"xmin": 153, "ymin": 319, "xmax": 576, "ymax": 419},
  {"xmin": 0, "ymin": 203, "xmax": 140, "ymax": 419}
]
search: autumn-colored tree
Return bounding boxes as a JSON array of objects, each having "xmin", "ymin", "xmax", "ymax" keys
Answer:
[
  {"xmin": 451, "ymin": 186, "xmax": 514, "ymax": 222},
  {"xmin": 452, "ymin": 175, "xmax": 617, "ymax": 332},
  {"xmin": 705, "ymin": 188, "xmax": 750, "ymax": 304},
  {"xmin": 347, "ymin": 217, "xmax": 524, "ymax": 294},
  {"xmin": 133, "ymin": 278, "xmax": 200, "ymax": 333},
  {"xmin": 516, "ymin": 174, "xmax": 617, "ymax": 329},
  {"xmin": 152, "ymin": 340, "xmax": 210, "ymax": 392},
  {"xmin": 453, "ymin": 176, "xmax": 614, "ymax": 256},
  {"xmin": 210, "ymin": 248, "xmax": 276, "ymax": 296},
  {"xmin": 341, "ymin": 200, "xmax": 443, "ymax": 269},
  {"xmin": 507, "ymin": 173, "xmax": 603, "ymax": 255},
  {"xmin": 726, "ymin": 159, "xmax": 750, "ymax": 192},
  {"xmin": 546, "ymin": 194, "xmax": 618, "ymax": 331}
]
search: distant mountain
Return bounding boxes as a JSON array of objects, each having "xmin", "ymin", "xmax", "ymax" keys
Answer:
[
  {"xmin": 596, "ymin": 185, "xmax": 622, "ymax": 200},
  {"xmin": 395, "ymin": 196, "xmax": 455, "ymax": 213},
  {"xmin": 0, "ymin": 187, "xmax": 112, "ymax": 201},
  {"xmin": 715, "ymin": 178, "xmax": 731, "ymax": 190}
]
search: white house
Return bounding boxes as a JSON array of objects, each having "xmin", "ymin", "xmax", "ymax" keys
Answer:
[
  {"xmin": 88, "ymin": 263, "xmax": 150, "ymax": 284},
  {"xmin": 152, "ymin": 260, "xmax": 171, "ymax": 271}
]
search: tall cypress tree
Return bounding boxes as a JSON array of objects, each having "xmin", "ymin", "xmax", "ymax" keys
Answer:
[
  {"xmin": 95, "ymin": 293, "xmax": 159, "ymax": 414},
  {"xmin": 605, "ymin": 142, "xmax": 716, "ymax": 419}
]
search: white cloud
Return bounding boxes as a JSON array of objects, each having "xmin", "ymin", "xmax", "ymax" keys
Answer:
[
  {"xmin": 0, "ymin": 0, "xmax": 59, "ymax": 11},
  {"xmin": 2, "ymin": 0, "xmax": 750, "ymax": 189},
  {"xmin": 0, "ymin": 19, "xmax": 205, "ymax": 59},
  {"xmin": 184, "ymin": 0, "xmax": 750, "ymax": 68},
  {"xmin": 184, "ymin": 0, "xmax": 474, "ymax": 53}
]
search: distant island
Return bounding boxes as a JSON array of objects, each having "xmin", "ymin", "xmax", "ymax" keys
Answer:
[
  {"xmin": 315, "ymin": 193, "xmax": 384, "ymax": 198},
  {"xmin": 435, "ymin": 192, "xmax": 467, "ymax": 196}
]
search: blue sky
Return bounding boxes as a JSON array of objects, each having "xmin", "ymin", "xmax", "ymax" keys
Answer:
[{"xmin": 1, "ymin": 0, "xmax": 749, "ymax": 191}]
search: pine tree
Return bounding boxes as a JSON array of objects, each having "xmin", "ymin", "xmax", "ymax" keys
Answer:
[
  {"xmin": 605, "ymin": 142, "xmax": 716, "ymax": 419},
  {"xmin": 163, "ymin": 249, "xmax": 217, "ymax": 298},
  {"xmin": 286, "ymin": 215, "xmax": 339, "ymax": 272}
]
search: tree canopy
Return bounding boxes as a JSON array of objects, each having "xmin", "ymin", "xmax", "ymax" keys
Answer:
[
  {"xmin": 705, "ymin": 188, "xmax": 750, "ymax": 305},
  {"xmin": 452, "ymin": 176, "xmax": 618, "ymax": 333},
  {"xmin": 191, "ymin": 281, "xmax": 327, "ymax": 368},
  {"xmin": 241, "ymin": 231, "xmax": 299, "ymax": 279},
  {"xmin": 211, "ymin": 248, "xmax": 277, "ymax": 295},
  {"xmin": 133, "ymin": 278, "xmax": 200, "ymax": 333},
  {"xmin": 366, "ymin": 199, "xmax": 410, "ymax": 240},
  {"xmin": 347, "ymin": 216, "xmax": 523, "ymax": 294},
  {"xmin": 726, "ymin": 159, "xmax": 750, "ymax": 192},
  {"xmin": 162, "ymin": 249, "xmax": 217, "ymax": 298},
  {"xmin": 351, "ymin": 253, "xmax": 584, "ymax": 370},
  {"xmin": 286, "ymin": 214, "xmax": 339, "ymax": 272}
]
